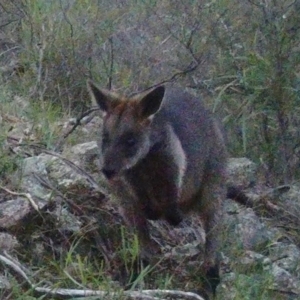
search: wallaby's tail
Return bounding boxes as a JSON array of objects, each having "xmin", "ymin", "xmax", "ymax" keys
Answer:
[{"xmin": 227, "ymin": 186, "xmax": 254, "ymax": 208}]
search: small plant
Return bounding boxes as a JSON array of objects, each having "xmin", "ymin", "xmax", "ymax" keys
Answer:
[
  {"xmin": 24, "ymin": 100, "xmax": 63, "ymax": 149},
  {"xmin": 117, "ymin": 227, "xmax": 153, "ymax": 289}
]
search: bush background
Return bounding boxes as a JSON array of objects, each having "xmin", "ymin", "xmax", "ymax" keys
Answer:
[{"xmin": 1, "ymin": 0, "xmax": 300, "ymax": 182}]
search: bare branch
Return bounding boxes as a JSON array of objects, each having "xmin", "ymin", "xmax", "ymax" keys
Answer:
[
  {"xmin": 131, "ymin": 61, "xmax": 201, "ymax": 96},
  {"xmin": 53, "ymin": 106, "xmax": 100, "ymax": 151},
  {"xmin": 107, "ymin": 36, "xmax": 114, "ymax": 90},
  {"xmin": 0, "ymin": 186, "xmax": 40, "ymax": 212}
]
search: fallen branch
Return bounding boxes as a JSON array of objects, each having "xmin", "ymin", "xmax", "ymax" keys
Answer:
[
  {"xmin": 0, "ymin": 185, "xmax": 40, "ymax": 212},
  {"xmin": 0, "ymin": 252, "xmax": 204, "ymax": 300}
]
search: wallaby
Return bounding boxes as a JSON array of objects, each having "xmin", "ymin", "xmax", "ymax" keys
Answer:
[{"xmin": 87, "ymin": 81, "xmax": 228, "ymax": 296}]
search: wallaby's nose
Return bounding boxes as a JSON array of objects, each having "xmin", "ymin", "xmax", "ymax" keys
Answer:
[{"xmin": 102, "ymin": 168, "xmax": 117, "ymax": 179}]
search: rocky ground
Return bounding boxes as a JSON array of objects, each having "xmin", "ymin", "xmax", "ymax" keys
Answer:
[{"xmin": 0, "ymin": 115, "xmax": 300, "ymax": 300}]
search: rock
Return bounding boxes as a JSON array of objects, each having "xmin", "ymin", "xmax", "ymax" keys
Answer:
[
  {"xmin": 270, "ymin": 263, "xmax": 300, "ymax": 295},
  {"xmin": 227, "ymin": 157, "xmax": 257, "ymax": 187},
  {"xmin": 0, "ymin": 232, "xmax": 19, "ymax": 251},
  {"xmin": 17, "ymin": 154, "xmax": 54, "ymax": 201},
  {"xmin": 219, "ymin": 250, "xmax": 300, "ymax": 299},
  {"xmin": 54, "ymin": 206, "xmax": 82, "ymax": 233},
  {"xmin": 2, "ymin": 144, "xmax": 300, "ymax": 299},
  {"xmin": 268, "ymin": 242, "xmax": 300, "ymax": 278},
  {"xmin": 221, "ymin": 192, "xmax": 300, "ymax": 299},
  {"xmin": 5, "ymin": 142, "xmax": 103, "ymax": 236},
  {"xmin": 223, "ymin": 200, "xmax": 277, "ymax": 251},
  {"xmin": 47, "ymin": 141, "xmax": 106, "ymax": 192},
  {"xmin": 0, "ymin": 275, "xmax": 11, "ymax": 289},
  {"xmin": 0, "ymin": 198, "xmax": 33, "ymax": 228},
  {"xmin": 62, "ymin": 141, "xmax": 99, "ymax": 170}
]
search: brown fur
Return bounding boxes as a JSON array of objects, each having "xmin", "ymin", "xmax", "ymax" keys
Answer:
[{"xmin": 87, "ymin": 81, "xmax": 227, "ymax": 295}]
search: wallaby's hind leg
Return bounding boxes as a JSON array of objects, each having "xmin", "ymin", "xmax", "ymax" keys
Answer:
[
  {"xmin": 200, "ymin": 208, "xmax": 222, "ymax": 298},
  {"xmin": 196, "ymin": 174, "xmax": 225, "ymax": 297}
]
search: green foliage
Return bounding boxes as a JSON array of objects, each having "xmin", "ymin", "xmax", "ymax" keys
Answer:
[
  {"xmin": 0, "ymin": 90, "xmax": 20, "ymax": 179},
  {"xmin": 2, "ymin": 1, "xmax": 300, "ymax": 181},
  {"xmin": 55, "ymin": 238, "xmax": 107, "ymax": 289},
  {"xmin": 117, "ymin": 227, "xmax": 153, "ymax": 288},
  {"xmin": 119, "ymin": 227, "xmax": 140, "ymax": 268},
  {"xmin": 0, "ymin": 139, "xmax": 19, "ymax": 178},
  {"xmin": 231, "ymin": 273, "xmax": 274, "ymax": 300},
  {"xmin": 25, "ymin": 100, "xmax": 62, "ymax": 149},
  {"xmin": 208, "ymin": 0, "xmax": 300, "ymax": 182}
]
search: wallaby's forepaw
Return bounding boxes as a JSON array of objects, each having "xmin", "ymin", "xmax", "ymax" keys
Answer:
[
  {"xmin": 144, "ymin": 209, "xmax": 161, "ymax": 220},
  {"xmin": 165, "ymin": 209, "xmax": 183, "ymax": 226}
]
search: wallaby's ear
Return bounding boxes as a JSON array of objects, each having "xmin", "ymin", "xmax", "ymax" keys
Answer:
[
  {"xmin": 138, "ymin": 86, "xmax": 165, "ymax": 119},
  {"xmin": 87, "ymin": 80, "xmax": 117, "ymax": 112}
]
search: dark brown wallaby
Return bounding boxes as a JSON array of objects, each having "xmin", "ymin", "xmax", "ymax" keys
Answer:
[{"xmin": 88, "ymin": 81, "xmax": 228, "ymax": 296}]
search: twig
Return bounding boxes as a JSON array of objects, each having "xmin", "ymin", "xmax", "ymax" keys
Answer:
[
  {"xmin": 0, "ymin": 185, "xmax": 40, "ymax": 212},
  {"xmin": 107, "ymin": 36, "xmax": 114, "ymax": 90},
  {"xmin": 0, "ymin": 19, "xmax": 19, "ymax": 28},
  {"xmin": 0, "ymin": 46, "xmax": 20, "ymax": 58},
  {"xmin": 0, "ymin": 253, "xmax": 205, "ymax": 300},
  {"xmin": 0, "ymin": 252, "xmax": 33, "ymax": 287},
  {"xmin": 131, "ymin": 62, "xmax": 200, "ymax": 97},
  {"xmin": 54, "ymin": 107, "xmax": 100, "ymax": 151}
]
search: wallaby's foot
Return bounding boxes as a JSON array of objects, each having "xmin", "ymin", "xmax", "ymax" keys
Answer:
[
  {"xmin": 191, "ymin": 262, "xmax": 220, "ymax": 300},
  {"xmin": 165, "ymin": 206, "xmax": 183, "ymax": 226},
  {"xmin": 201, "ymin": 261, "xmax": 220, "ymax": 299},
  {"xmin": 143, "ymin": 202, "xmax": 183, "ymax": 225},
  {"xmin": 206, "ymin": 264, "xmax": 220, "ymax": 296}
]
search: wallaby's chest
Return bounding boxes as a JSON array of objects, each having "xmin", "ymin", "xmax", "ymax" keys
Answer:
[{"xmin": 125, "ymin": 151, "xmax": 178, "ymax": 217}]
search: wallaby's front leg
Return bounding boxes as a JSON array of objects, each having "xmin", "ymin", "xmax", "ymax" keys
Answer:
[
  {"xmin": 126, "ymin": 155, "xmax": 183, "ymax": 226},
  {"xmin": 114, "ymin": 179, "xmax": 160, "ymax": 260},
  {"xmin": 163, "ymin": 182, "xmax": 183, "ymax": 226},
  {"xmin": 119, "ymin": 205, "xmax": 159, "ymax": 258}
]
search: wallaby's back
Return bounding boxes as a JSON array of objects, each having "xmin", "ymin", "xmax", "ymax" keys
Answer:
[{"xmin": 152, "ymin": 87, "xmax": 227, "ymax": 209}]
